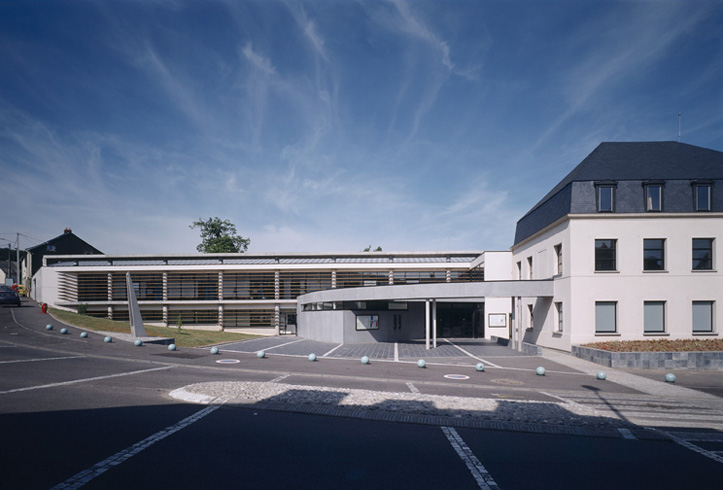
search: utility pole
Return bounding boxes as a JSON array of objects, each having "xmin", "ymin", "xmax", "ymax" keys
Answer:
[{"xmin": 16, "ymin": 233, "xmax": 21, "ymax": 286}]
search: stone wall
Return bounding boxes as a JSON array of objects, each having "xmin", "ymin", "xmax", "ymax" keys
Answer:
[{"xmin": 572, "ymin": 345, "xmax": 723, "ymax": 371}]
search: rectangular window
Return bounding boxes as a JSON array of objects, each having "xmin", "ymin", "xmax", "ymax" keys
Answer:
[
  {"xmin": 527, "ymin": 256, "xmax": 533, "ymax": 280},
  {"xmin": 516, "ymin": 261, "xmax": 522, "ymax": 280},
  {"xmin": 595, "ymin": 301, "xmax": 617, "ymax": 333},
  {"xmin": 527, "ymin": 304, "xmax": 534, "ymax": 329},
  {"xmin": 643, "ymin": 239, "xmax": 665, "ymax": 271},
  {"xmin": 692, "ymin": 238, "xmax": 714, "ymax": 270},
  {"xmin": 555, "ymin": 302, "xmax": 563, "ymax": 332},
  {"xmin": 595, "ymin": 239, "xmax": 617, "ymax": 271},
  {"xmin": 645, "ymin": 184, "xmax": 663, "ymax": 211},
  {"xmin": 692, "ymin": 301, "xmax": 714, "ymax": 333},
  {"xmin": 644, "ymin": 301, "xmax": 666, "ymax": 333},
  {"xmin": 598, "ymin": 186, "xmax": 614, "ymax": 212},
  {"xmin": 695, "ymin": 184, "xmax": 712, "ymax": 211},
  {"xmin": 554, "ymin": 244, "xmax": 562, "ymax": 275}
]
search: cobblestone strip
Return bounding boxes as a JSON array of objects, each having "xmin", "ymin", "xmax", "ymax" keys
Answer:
[{"xmin": 441, "ymin": 426, "xmax": 501, "ymax": 489}]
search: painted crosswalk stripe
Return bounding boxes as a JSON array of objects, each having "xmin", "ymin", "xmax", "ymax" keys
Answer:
[{"xmin": 442, "ymin": 426, "xmax": 501, "ymax": 489}]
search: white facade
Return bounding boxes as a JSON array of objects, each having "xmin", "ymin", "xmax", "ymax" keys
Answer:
[{"xmin": 513, "ymin": 213, "xmax": 722, "ymax": 350}]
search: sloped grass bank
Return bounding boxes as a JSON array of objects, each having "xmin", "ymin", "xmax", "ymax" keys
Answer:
[{"xmin": 49, "ymin": 308, "xmax": 259, "ymax": 348}]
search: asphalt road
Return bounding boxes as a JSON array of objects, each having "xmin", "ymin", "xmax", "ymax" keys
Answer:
[{"xmin": 1, "ymin": 301, "xmax": 721, "ymax": 489}]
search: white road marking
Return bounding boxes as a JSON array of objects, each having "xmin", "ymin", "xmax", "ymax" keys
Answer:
[
  {"xmin": 406, "ymin": 382, "xmax": 420, "ymax": 393},
  {"xmin": 51, "ymin": 400, "xmax": 227, "ymax": 489},
  {"xmin": 0, "ymin": 356, "xmax": 83, "ymax": 364},
  {"xmin": 441, "ymin": 426, "xmax": 501, "ymax": 489},
  {"xmin": 261, "ymin": 338, "xmax": 306, "ymax": 351},
  {"xmin": 322, "ymin": 343, "xmax": 343, "ymax": 357},
  {"xmin": 660, "ymin": 430, "xmax": 723, "ymax": 464},
  {"xmin": 0, "ymin": 366, "xmax": 173, "ymax": 395},
  {"xmin": 394, "ymin": 342, "xmax": 399, "ymax": 362},
  {"xmin": 443, "ymin": 339, "xmax": 502, "ymax": 368},
  {"xmin": 270, "ymin": 374, "xmax": 290, "ymax": 383}
]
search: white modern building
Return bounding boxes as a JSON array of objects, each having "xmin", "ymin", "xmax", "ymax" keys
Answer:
[{"xmin": 34, "ymin": 142, "xmax": 722, "ymax": 351}]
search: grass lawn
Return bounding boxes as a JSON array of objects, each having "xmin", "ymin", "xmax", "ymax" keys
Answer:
[
  {"xmin": 48, "ymin": 307, "xmax": 260, "ymax": 348},
  {"xmin": 581, "ymin": 338, "xmax": 723, "ymax": 352}
]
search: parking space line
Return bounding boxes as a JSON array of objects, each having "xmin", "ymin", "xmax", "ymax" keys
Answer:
[
  {"xmin": 406, "ymin": 382, "xmax": 419, "ymax": 393},
  {"xmin": 661, "ymin": 430, "xmax": 723, "ymax": 464},
  {"xmin": 322, "ymin": 343, "xmax": 343, "ymax": 357},
  {"xmin": 441, "ymin": 426, "xmax": 501, "ymax": 489},
  {"xmin": 51, "ymin": 401, "xmax": 226, "ymax": 490},
  {"xmin": 262, "ymin": 338, "xmax": 306, "ymax": 351},
  {"xmin": 271, "ymin": 374, "xmax": 290, "ymax": 383},
  {"xmin": 0, "ymin": 356, "xmax": 83, "ymax": 364},
  {"xmin": 394, "ymin": 342, "xmax": 399, "ymax": 362},
  {"xmin": 444, "ymin": 339, "xmax": 502, "ymax": 368},
  {"xmin": 0, "ymin": 366, "xmax": 173, "ymax": 395}
]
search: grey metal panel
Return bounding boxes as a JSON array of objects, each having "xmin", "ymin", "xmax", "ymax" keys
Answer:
[{"xmin": 298, "ymin": 280, "xmax": 554, "ymax": 304}]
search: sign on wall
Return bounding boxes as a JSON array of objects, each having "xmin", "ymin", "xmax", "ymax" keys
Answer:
[
  {"xmin": 488, "ymin": 313, "xmax": 507, "ymax": 328},
  {"xmin": 356, "ymin": 314, "xmax": 379, "ymax": 331}
]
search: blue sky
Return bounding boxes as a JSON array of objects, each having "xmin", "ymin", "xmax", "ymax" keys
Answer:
[{"xmin": 1, "ymin": 0, "xmax": 722, "ymax": 255}]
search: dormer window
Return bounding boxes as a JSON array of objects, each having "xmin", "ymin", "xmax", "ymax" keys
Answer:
[
  {"xmin": 643, "ymin": 181, "xmax": 664, "ymax": 212},
  {"xmin": 595, "ymin": 181, "xmax": 616, "ymax": 212},
  {"xmin": 692, "ymin": 181, "xmax": 712, "ymax": 211}
]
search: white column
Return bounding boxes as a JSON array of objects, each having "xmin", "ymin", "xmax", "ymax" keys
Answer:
[
  {"xmin": 425, "ymin": 300, "xmax": 430, "ymax": 350},
  {"xmin": 432, "ymin": 299, "xmax": 437, "ymax": 348}
]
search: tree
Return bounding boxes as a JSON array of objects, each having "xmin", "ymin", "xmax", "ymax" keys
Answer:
[{"xmin": 190, "ymin": 217, "xmax": 250, "ymax": 253}]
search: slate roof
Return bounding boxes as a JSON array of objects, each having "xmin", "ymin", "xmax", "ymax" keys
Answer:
[{"xmin": 514, "ymin": 142, "xmax": 723, "ymax": 246}]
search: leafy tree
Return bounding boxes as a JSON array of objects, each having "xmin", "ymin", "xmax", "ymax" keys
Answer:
[{"xmin": 190, "ymin": 217, "xmax": 250, "ymax": 253}]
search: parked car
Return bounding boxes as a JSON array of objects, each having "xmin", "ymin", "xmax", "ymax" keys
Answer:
[{"xmin": 0, "ymin": 288, "xmax": 21, "ymax": 307}]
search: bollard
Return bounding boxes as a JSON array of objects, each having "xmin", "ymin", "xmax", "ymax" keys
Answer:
[
  {"xmin": 210, "ymin": 347, "xmax": 219, "ymax": 355},
  {"xmin": 104, "ymin": 336, "xmax": 112, "ymax": 343},
  {"xmin": 417, "ymin": 359, "xmax": 426, "ymax": 368},
  {"xmin": 596, "ymin": 371, "xmax": 607, "ymax": 380},
  {"xmin": 134, "ymin": 339, "xmax": 143, "ymax": 346},
  {"xmin": 257, "ymin": 350, "xmax": 266, "ymax": 359},
  {"xmin": 80, "ymin": 332, "xmax": 88, "ymax": 338},
  {"xmin": 361, "ymin": 356, "xmax": 370, "ymax": 364},
  {"xmin": 664, "ymin": 373, "xmax": 676, "ymax": 383},
  {"xmin": 60, "ymin": 328, "xmax": 68, "ymax": 335},
  {"xmin": 475, "ymin": 362, "xmax": 485, "ymax": 372},
  {"xmin": 308, "ymin": 353, "xmax": 317, "ymax": 362},
  {"xmin": 536, "ymin": 366, "xmax": 546, "ymax": 376},
  {"xmin": 168, "ymin": 344, "xmax": 177, "ymax": 351},
  {"xmin": 45, "ymin": 324, "xmax": 53, "ymax": 331}
]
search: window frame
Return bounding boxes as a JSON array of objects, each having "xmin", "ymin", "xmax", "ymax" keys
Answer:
[
  {"xmin": 644, "ymin": 182, "xmax": 663, "ymax": 212},
  {"xmin": 596, "ymin": 184, "xmax": 616, "ymax": 212},
  {"xmin": 643, "ymin": 238, "xmax": 666, "ymax": 271},
  {"xmin": 527, "ymin": 304, "xmax": 534, "ymax": 330},
  {"xmin": 595, "ymin": 239, "xmax": 617, "ymax": 272},
  {"xmin": 692, "ymin": 238, "xmax": 714, "ymax": 271},
  {"xmin": 692, "ymin": 301, "xmax": 715, "ymax": 334},
  {"xmin": 693, "ymin": 182, "xmax": 712, "ymax": 211},
  {"xmin": 595, "ymin": 301, "xmax": 618, "ymax": 334},
  {"xmin": 527, "ymin": 256, "xmax": 533, "ymax": 280},
  {"xmin": 555, "ymin": 302, "xmax": 563, "ymax": 333},
  {"xmin": 554, "ymin": 244, "xmax": 563, "ymax": 276},
  {"xmin": 643, "ymin": 301, "xmax": 666, "ymax": 334}
]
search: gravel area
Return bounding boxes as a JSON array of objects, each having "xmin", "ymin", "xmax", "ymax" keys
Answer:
[{"xmin": 171, "ymin": 381, "xmax": 629, "ymax": 429}]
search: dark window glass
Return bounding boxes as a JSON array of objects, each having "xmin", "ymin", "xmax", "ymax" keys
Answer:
[
  {"xmin": 643, "ymin": 239, "xmax": 665, "ymax": 270},
  {"xmin": 692, "ymin": 238, "xmax": 713, "ymax": 270},
  {"xmin": 598, "ymin": 186, "xmax": 614, "ymax": 212},
  {"xmin": 695, "ymin": 184, "xmax": 711, "ymax": 211},
  {"xmin": 595, "ymin": 239, "xmax": 617, "ymax": 271}
]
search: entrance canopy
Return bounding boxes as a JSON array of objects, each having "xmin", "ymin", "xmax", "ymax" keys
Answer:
[{"xmin": 297, "ymin": 280, "xmax": 554, "ymax": 347}]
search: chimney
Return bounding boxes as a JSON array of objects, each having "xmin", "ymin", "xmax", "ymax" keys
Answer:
[{"xmin": 64, "ymin": 228, "xmax": 72, "ymax": 234}]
